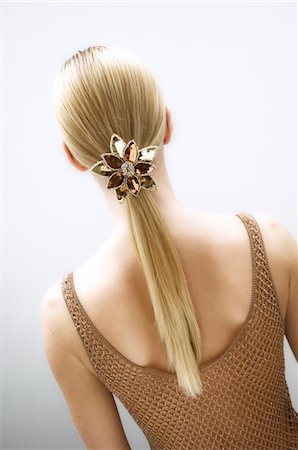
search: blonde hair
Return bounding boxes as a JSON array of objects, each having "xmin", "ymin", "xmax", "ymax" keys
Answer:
[{"xmin": 52, "ymin": 45, "xmax": 203, "ymax": 397}]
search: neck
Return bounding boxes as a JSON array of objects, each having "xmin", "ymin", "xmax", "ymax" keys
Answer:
[{"xmin": 92, "ymin": 148, "xmax": 182, "ymax": 237}]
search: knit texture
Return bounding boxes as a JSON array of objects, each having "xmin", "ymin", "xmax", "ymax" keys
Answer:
[{"xmin": 61, "ymin": 212, "xmax": 298, "ymax": 449}]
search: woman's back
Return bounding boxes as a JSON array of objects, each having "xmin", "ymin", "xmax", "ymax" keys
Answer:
[
  {"xmin": 66, "ymin": 209, "xmax": 288, "ymax": 377},
  {"xmin": 58, "ymin": 210, "xmax": 298, "ymax": 449}
]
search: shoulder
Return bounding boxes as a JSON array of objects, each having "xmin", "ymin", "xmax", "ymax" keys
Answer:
[
  {"xmin": 40, "ymin": 277, "xmax": 131, "ymax": 448},
  {"xmin": 248, "ymin": 212, "xmax": 297, "ymax": 325},
  {"xmin": 41, "ymin": 273, "xmax": 104, "ymax": 378},
  {"xmin": 40, "ymin": 272, "xmax": 102, "ymax": 378},
  {"xmin": 250, "ymin": 212, "xmax": 296, "ymax": 276},
  {"xmin": 40, "ymin": 276, "xmax": 66, "ymax": 333},
  {"xmin": 40, "ymin": 276, "xmax": 80, "ymax": 369},
  {"xmin": 249, "ymin": 212, "xmax": 298, "ymax": 360},
  {"xmin": 40, "ymin": 266, "xmax": 125, "ymax": 376},
  {"xmin": 210, "ymin": 211, "xmax": 296, "ymax": 272},
  {"xmin": 40, "ymin": 275, "xmax": 69, "ymax": 330}
]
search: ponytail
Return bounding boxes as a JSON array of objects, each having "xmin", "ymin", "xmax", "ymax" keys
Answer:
[
  {"xmin": 126, "ymin": 190, "xmax": 203, "ymax": 396},
  {"xmin": 53, "ymin": 44, "xmax": 204, "ymax": 397}
]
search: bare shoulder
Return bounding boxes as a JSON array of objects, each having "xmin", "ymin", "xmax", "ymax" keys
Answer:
[
  {"xmin": 41, "ymin": 272, "xmax": 105, "ymax": 379},
  {"xmin": 249, "ymin": 212, "xmax": 297, "ymax": 343},
  {"xmin": 40, "ymin": 276, "xmax": 81, "ymax": 364},
  {"xmin": 251, "ymin": 211, "xmax": 297, "ymax": 276},
  {"xmin": 40, "ymin": 278, "xmax": 131, "ymax": 449}
]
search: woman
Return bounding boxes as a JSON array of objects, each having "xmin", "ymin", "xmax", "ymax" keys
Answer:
[{"xmin": 41, "ymin": 45, "xmax": 298, "ymax": 449}]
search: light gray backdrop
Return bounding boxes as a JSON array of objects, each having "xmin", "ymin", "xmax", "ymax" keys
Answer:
[{"xmin": 2, "ymin": 1, "xmax": 297, "ymax": 449}]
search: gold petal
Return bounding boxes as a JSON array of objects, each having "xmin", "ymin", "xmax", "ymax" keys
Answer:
[
  {"xmin": 110, "ymin": 133, "xmax": 126, "ymax": 158},
  {"xmin": 116, "ymin": 184, "xmax": 129, "ymax": 203},
  {"xmin": 123, "ymin": 140, "xmax": 139, "ymax": 163},
  {"xmin": 126, "ymin": 175, "xmax": 140, "ymax": 196},
  {"xmin": 134, "ymin": 162, "xmax": 155, "ymax": 175},
  {"xmin": 139, "ymin": 175, "xmax": 158, "ymax": 191},
  {"xmin": 102, "ymin": 153, "xmax": 123, "ymax": 170},
  {"xmin": 90, "ymin": 161, "xmax": 115, "ymax": 177},
  {"xmin": 107, "ymin": 171, "xmax": 124, "ymax": 189},
  {"xmin": 138, "ymin": 146, "xmax": 159, "ymax": 162}
]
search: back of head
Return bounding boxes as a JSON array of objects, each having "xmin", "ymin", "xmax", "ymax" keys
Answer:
[
  {"xmin": 52, "ymin": 44, "xmax": 203, "ymax": 398},
  {"xmin": 52, "ymin": 45, "xmax": 166, "ymax": 168}
]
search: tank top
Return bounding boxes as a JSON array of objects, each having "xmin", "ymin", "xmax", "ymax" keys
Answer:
[{"xmin": 61, "ymin": 212, "xmax": 298, "ymax": 449}]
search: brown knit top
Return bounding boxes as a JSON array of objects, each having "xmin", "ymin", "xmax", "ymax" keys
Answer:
[{"xmin": 61, "ymin": 212, "xmax": 298, "ymax": 449}]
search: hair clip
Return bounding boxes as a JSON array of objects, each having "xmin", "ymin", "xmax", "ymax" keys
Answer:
[{"xmin": 87, "ymin": 133, "xmax": 159, "ymax": 203}]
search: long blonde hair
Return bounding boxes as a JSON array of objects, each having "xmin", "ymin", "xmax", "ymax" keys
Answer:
[{"xmin": 52, "ymin": 45, "xmax": 203, "ymax": 397}]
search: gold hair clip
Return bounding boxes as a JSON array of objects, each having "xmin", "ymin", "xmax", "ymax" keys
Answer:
[{"xmin": 87, "ymin": 133, "xmax": 159, "ymax": 203}]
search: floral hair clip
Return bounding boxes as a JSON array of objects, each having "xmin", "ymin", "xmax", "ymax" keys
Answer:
[{"xmin": 87, "ymin": 133, "xmax": 159, "ymax": 203}]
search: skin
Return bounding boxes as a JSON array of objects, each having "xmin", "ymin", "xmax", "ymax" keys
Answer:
[{"xmin": 41, "ymin": 107, "xmax": 297, "ymax": 450}]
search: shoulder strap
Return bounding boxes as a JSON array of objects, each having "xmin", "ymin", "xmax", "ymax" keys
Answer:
[
  {"xmin": 235, "ymin": 211, "xmax": 284, "ymax": 330},
  {"xmin": 61, "ymin": 272, "xmax": 141, "ymax": 392},
  {"xmin": 61, "ymin": 272, "xmax": 117, "ymax": 385}
]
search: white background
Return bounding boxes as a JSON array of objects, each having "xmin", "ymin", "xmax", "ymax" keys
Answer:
[{"xmin": 2, "ymin": 1, "xmax": 297, "ymax": 449}]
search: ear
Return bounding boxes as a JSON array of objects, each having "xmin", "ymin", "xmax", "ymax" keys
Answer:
[
  {"xmin": 62, "ymin": 142, "xmax": 88, "ymax": 172},
  {"xmin": 163, "ymin": 107, "xmax": 173, "ymax": 145}
]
